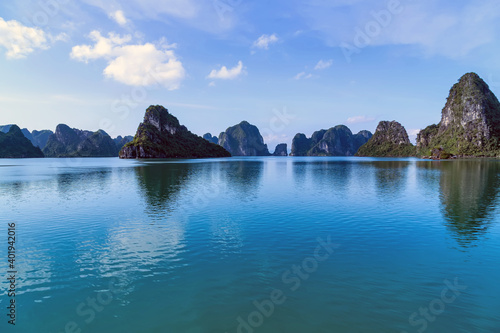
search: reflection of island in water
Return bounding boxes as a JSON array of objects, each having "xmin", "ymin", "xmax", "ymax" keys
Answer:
[
  {"xmin": 291, "ymin": 160, "xmax": 353, "ymax": 195},
  {"xmin": 371, "ymin": 160, "xmax": 410, "ymax": 198},
  {"xmin": 134, "ymin": 160, "xmax": 264, "ymax": 217},
  {"xmin": 419, "ymin": 160, "xmax": 500, "ymax": 247},
  {"xmin": 221, "ymin": 160, "xmax": 263, "ymax": 200},
  {"xmin": 134, "ymin": 163, "xmax": 191, "ymax": 219}
]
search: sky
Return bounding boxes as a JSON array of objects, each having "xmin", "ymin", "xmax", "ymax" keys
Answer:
[{"xmin": 1, "ymin": 0, "xmax": 500, "ymax": 149}]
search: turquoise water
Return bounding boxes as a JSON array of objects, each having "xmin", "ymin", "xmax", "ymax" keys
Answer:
[{"xmin": 0, "ymin": 157, "xmax": 499, "ymax": 332}]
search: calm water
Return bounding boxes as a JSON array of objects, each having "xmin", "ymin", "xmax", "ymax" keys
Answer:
[{"xmin": 0, "ymin": 157, "xmax": 499, "ymax": 333}]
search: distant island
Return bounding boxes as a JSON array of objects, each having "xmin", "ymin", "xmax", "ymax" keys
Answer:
[
  {"xmin": 2, "ymin": 72, "xmax": 499, "ymax": 159},
  {"xmin": 43, "ymin": 125, "xmax": 133, "ymax": 157},
  {"xmin": 0, "ymin": 125, "xmax": 44, "ymax": 158},
  {"xmin": 218, "ymin": 121, "xmax": 271, "ymax": 156},
  {"xmin": 0, "ymin": 123, "xmax": 132, "ymax": 158},
  {"xmin": 290, "ymin": 125, "xmax": 372, "ymax": 156}
]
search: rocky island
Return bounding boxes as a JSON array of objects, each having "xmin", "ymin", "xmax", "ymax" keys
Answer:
[
  {"xmin": 417, "ymin": 72, "xmax": 500, "ymax": 158},
  {"xmin": 273, "ymin": 143, "xmax": 288, "ymax": 156},
  {"xmin": 218, "ymin": 121, "xmax": 271, "ymax": 156},
  {"xmin": 120, "ymin": 105, "xmax": 231, "ymax": 159},
  {"xmin": 291, "ymin": 125, "xmax": 372, "ymax": 156},
  {"xmin": 356, "ymin": 121, "xmax": 416, "ymax": 157}
]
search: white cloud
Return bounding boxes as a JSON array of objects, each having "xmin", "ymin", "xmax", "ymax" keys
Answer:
[
  {"xmin": 315, "ymin": 59, "xmax": 333, "ymax": 70},
  {"xmin": 252, "ymin": 34, "xmax": 279, "ymax": 50},
  {"xmin": 109, "ymin": 10, "xmax": 128, "ymax": 26},
  {"xmin": 208, "ymin": 81, "xmax": 216, "ymax": 87},
  {"xmin": 294, "ymin": 72, "xmax": 313, "ymax": 80},
  {"xmin": 347, "ymin": 116, "xmax": 376, "ymax": 124},
  {"xmin": 71, "ymin": 31, "xmax": 185, "ymax": 89},
  {"xmin": 0, "ymin": 17, "xmax": 49, "ymax": 59},
  {"xmin": 207, "ymin": 61, "xmax": 245, "ymax": 80}
]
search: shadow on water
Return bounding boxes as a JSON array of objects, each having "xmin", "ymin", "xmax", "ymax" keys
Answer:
[{"xmin": 418, "ymin": 159, "xmax": 500, "ymax": 247}]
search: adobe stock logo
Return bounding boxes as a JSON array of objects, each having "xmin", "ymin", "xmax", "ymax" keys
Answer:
[
  {"xmin": 341, "ymin": 0, "xmax": 404, "ymax": 63},
  {"xmin": 21, "ymin": 0, "xmax": 70, "ymax": 27},
  {"xmin": 227, "ymin": 236, "xmax": 339, "ymax": 333},
  {"xmin": 401, "ymin": 278, "xmax": 467, "ymax": 333}
]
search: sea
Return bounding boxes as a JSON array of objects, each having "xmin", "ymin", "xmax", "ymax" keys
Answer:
[{"xmin": 0, "ymin": 157, "xmax": 499, "ymax": 332}]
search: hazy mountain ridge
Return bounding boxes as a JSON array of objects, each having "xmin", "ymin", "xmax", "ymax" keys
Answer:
[
  {"xmin": 0, "ymin": 125, "xmax": 44, "ymax": 158},
  {"xmin": 1, "ymin": 123, "xmax": 132, "ymax": 158}
]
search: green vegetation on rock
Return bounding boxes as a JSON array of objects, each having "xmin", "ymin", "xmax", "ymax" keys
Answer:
[
  {"xmin": 113, "ymin": 136, "xmax": 134, "ymax": 154},
  {"xmin": 120, "ymin": 105, "xmax": 231, "ymax": 159},
  {"xmin": 417, "ymin": 73, "xmax": 500, "ymax": 157},
  {"xmin": 356, "ymin": 121, "xmax": 416, "ymax": 157}
]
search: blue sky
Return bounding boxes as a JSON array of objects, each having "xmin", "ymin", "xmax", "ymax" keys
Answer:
[{"xmin": 1, "ymin": 0, "xmax": 500, "ymax": 148}]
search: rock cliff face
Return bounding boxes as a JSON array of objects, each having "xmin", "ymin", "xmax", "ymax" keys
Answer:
[
  {"xmin": 43, "ymin": 125, "xmax": 118, "ymax": 157},
  {"xmin": 218, "ymin": 121, "xmax": 271, "ymax": 156},
  {"xmin": 356, "ymin": 121, "xmax": 416, "ymax": 157},
  {"xmin": 417, "ymin": 73, "xmax": 500, "ymax": 156},
  {"xmin": 273, "ymin": 143, "xmax": 288, "ymax": 156},
  {"xmin": 203, "ymin": 133, "xmax": 218, "ymax": 145},
  {"xmin": 120, "ymin": 105, "xmax": 231, "ymax": 159},
  {"xmin": 416, "ymin": 124, "xmax": 438, "ymax": 150},
  {"xmin": 0, "ymin": 125, "xmax": 44, "ymax": 158},
  {"xmin": 291, "ymin": 125, "xmax": 372, "ymax": 156}
]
